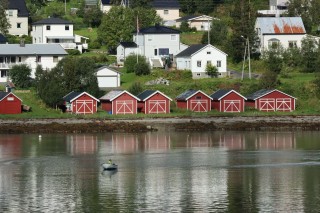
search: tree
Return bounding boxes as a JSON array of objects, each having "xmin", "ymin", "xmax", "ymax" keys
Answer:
[
  {"xmin": 300, "ymin": 36, "xmax": 319, "ymax": 72},
  {"xmin": 259, "ymin": 71, "xmax": 280, "ymax": 89},
  {"xmin": 180, "ymin": 21, "xmax": 191, "ymax": 32},
  {"xmin": 130, "ymin": 0, "xmax": 152, "ymax": 8},
  {"xmin": 179, "ymin": 0, "xmax": 196, "ymax": 14},
  {"xmin": 227, "ymin": 0, "xmax": 257, "ymax": 63},
  {"xmin": 83, "ymin": 5, "xmax": 103, "ymax": 27},
  {"xmin": 202, "ymin": 19, "xmax": 228, "ymax": 46},
  {"xmin": 9, "ymin": 64, "xmax": 32, "ymax": 88},
  {"xmin": 287, "ymin": 0, "xmax": 313, "ymax": 33},
  {"xmin": 195, "ymin": 0, "xmax": 215, "ymax": 15},
  {"xmin": 205, "ymin": 64, "xmax": 219, "ymax": 78},
  {"xmin": 0, "ymin": 0, "xmax": 10, "ymax": 35},
  {"xmin": 262, "ymin": 47, "xmax": 283, "ymax": 74}
]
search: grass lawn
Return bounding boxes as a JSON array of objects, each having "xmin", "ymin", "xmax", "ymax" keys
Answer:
[
  {"xmin": 74, "ymin": 28, "xmax": 98, "ymax": 42},
  {"xmin": 180, "ymin": 32, "xmax": 205, "ymax": 45}
]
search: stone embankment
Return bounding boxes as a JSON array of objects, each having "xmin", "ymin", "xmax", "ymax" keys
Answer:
[{"xmin": 1, "ymin": 116, "xmax": 320, "ymax": 133}]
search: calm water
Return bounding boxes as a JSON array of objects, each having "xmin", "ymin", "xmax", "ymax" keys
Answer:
[{"xmin": 1, "ymin": 131, "xmax": 320, "ymax": 212}]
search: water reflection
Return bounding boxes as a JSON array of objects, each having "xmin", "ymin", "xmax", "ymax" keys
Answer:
[{"xmin": 1, "ymin": 131, "xmax": 320, "ymax": 212}]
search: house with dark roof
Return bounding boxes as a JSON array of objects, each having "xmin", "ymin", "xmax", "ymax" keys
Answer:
[
  {"xmin": 99, "ymin": 90, "xmax": 139, "ymax": 115},
  {"xmin": 0, "ymin": 34, "xmax": 7, "ymax": 44},
  {"xmin": 63, "ymin": 91, "xmax": 100, "ymax": 114},
  {"xmin": 100, "ymin": 0, "xmax": 112, "ymax": 13},
  {"xmin": 0, "ymin": 43, "xmax": 68, "ymax": 83},
  {"xmin": 6, "ymin": 0, "xmax": 29, "ymax": 35},
  {"xmin": 255, "ymin": 17, "xmax": 306, "ymax": 53},
  {"xmin": 0, "ymin": 92, "xmax": 22, "ymax": 114},
  {"xmin": 117, "ymin": 24, "xmax": 187, "ymax": 68},
  {"xmin": 175, "ymin": 44, "xmax": 228, "ymax": 79},
  {"xmin": 176, "ymin": 89, "xmax": 212, "ymax": 112},
  {"xmin": 31, "ymin": 17, "xmax": 89, "ymax": 53},
  {"xmin": 152, "ymin": 0, "xmax": 180, "ymax": 26},
  {"xmin": 245, "ymin": 89, "xmax": 296, "ymax": 112},
  {"xmin": 176, "ymin": 15, "xmax": 216, "ymax": 31},
  {"xmin": 210, "ymin": 89, "xmax": 247, "ymax": 113},
  {"xmin": 137, "ymin": 90, "xmax": 172, "ymax": 114}
]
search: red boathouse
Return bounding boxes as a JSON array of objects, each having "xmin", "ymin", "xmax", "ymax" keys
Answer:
[
  {"xmin": 0, "ymin": 92, "xmax": 22, "ymax": 114},
  {"xmin": 99, "ymin": 90, "xmax": 139, "ymax": 115},
  {"xmin": 176, "ymin": 89, "xmax": 212, "ymax": 112},
  {"xmin": 246, "ymin": 89, "xmax": 296, "ymax": 112},
  {"xmin": 63, "ymin": 91, "xmax": 99, "ymax": 114},
  {"xmin": 137, "ymin": 90, "xmax": 172, "ymax": 114},
  {"xmin": 210, "ymin": 89, "xmax": 247, "ymax": 112}
]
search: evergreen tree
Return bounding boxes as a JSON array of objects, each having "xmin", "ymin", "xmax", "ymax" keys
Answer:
[
  {"xmin": 300, "ymin": 36, "xmax": 318, "ymax": 73},
  {"xmin": 202, "ymin": 19, "xmax": 227, "ymax": 46},
  {"xmin": 0, "ymin": 0, "xmax": 10, "ymax": 35},
  {"xmin": 179, "ymin": 0, "xmax": 196, "ymax": 14}
]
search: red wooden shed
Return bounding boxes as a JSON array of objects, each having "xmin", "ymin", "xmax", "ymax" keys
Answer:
[
  {"xmin": 0, "ymin": 92, "xmax": 22, "ymax": 114},
  {"xmin": 137, "ymin": 90, "xmax": 172, "ymax": 114},
  {"xmin": 99, "ymin": 90, "xmax": 139, "ymax": 115},
  {"xmin": 176, "ymin": 89, "xmax": 212, "ymax": 112},
  {"xmin": 246, "ymin": 89, "xmax": 296, "ymax": 112},
  {"xmin": 63, "ymin": 91, "xmax": 99, "ymax": 114},
  {"xmin": 210, "ymin": 89, "xmax": 247, "ymax": 112}
]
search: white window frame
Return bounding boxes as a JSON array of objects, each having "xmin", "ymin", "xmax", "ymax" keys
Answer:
[{"xmin": 217, "ymin": 60, "xmax": 221, "ymax": 67}]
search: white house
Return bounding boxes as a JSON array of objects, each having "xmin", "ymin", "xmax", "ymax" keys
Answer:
[
  {"xmin": 116, "ymin": 42, "xmax": 138, "ymax": 65},
  {"xmin": 95, "ymin": 66, "xmax": 121, "ymax": 88},
  {"xmin": 258, "ymin": 0, "xmax": 289, "ymax": 17},
  {"xmin": 152, "ymin": 0, "xmax": 180, "ymax": 26},
  {"xmin": 255, "ymin": 17, "xmax": 306, "ymax": 53},
  {"xmin": 117, "ymin": 24, "xmax": 186, "ymax": 68},
  {"xmin": 0, "ymin": 43, "xmax": 68, "ymax": 83},
  {"xmin": 6, "ymin": 0, "xmax": 29, "ymax": 36},
  {"xmin": 31, "ymin": 17, "xmax": 88, "ymax": 53},
  {"xmin": 175, "ymin": 44, "xmax": 228, "ymax": 79},
  {"xmin": 100, "ymin": 0, "xmax": 112, "ymax": 13},
  {"xmin": 176, "ymin": 15, "xmax": 215, "ymax": 31}
]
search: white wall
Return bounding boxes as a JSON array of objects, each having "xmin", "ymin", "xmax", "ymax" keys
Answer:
[
  {"xmin": 31, "ymin": 24, "xmax": 74, "ymax": 44},
  {"xmin": 260, "ymin": 34, "xmax": 306, "ymax": 52},
  {"xmin": 156, "ymin": 8, "xmax": 180, "ymax": 21},
  {"xmin": 6, "ymin": 10, "xmax": 28, "ymax": 36},
  {"xmin": 143, "ymin": 34, "xmax": 180, "ymax": 59}
]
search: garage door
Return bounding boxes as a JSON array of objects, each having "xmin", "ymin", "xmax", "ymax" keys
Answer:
[
  {"xmin": 116, "ymin": 100, "xmax": 134, "ymax": 114},
  {"xmin": 224, "ymin": 100, "xmax": 241, "ymax": 112},
  {"xmin": 190, "ymin": 100, "xmax": 208, "ymax": 112},
  {"xmin": 259, "ymin": 98, "xmax": 275, "ymax": 111},
  {"xmin": 75, "ymin": 100, "xmax": 94, "ymax": 114},
  {"xmin": 148, "ymin": 100, "xmax": 166, "ymax": 114},
  {"xmin": 97, "ymin": 76, "xmax": 118, "ymax": 88},
  {"xmin": 276, "ymin": 98, "xmax": 292, "ymax": 112}
]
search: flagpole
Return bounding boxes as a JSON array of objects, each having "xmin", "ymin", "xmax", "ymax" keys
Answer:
[{"xmin": 136, "ymin": 15, "xmax": 139, "ymax": 63}]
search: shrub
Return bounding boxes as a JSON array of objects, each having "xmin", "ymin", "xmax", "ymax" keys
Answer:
[
  {"xmin": 9, "ymin": 64, "xmax": 32, "ymax": 88},
  {"xmin": 128, "ymin": 82, "xmax": 143, "ymax": 96},
  {"xmin": 124, "ymin": 54, "xmax": 146, "ymax": 73},
  {"xmin": 134, "ymin": 61, "xmax": 150, "ymax": 76},
  {"xmin": 67, "ymin": 49, "xmax": 81, "ymax": 55},
  {"xmin": 89, "ymin": 39, "xmax": 101, "ymax": 49}
]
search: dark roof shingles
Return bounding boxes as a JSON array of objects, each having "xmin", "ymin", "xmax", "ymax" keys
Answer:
[
  {"xmin": 137, "ymin": 90, "xmax": 156, "ymax": 101},
  {"xmin": 246, "ymin": 89, "xmax": 273, "ymax": 100},
  {"xmin": 176, "ymin": 44, "xmax": 206, "ymax": 57},
  {"xmin": 8, "ymin": 0, "xmax": 29, "ymax": 17},
  {"xmin": 138, "ymin": 24, "xmax": 180, "ymax": 34},
  {"xmin": 33, "ymin": 17, "xmax": 73, "ymax": 25},
  {"xmin": 152, "ymin": 0, "xmax": 180, "ymax": 8},
  {"xmin": 176, "ymin": 89, "xmax": 198, "ymax": 100},
  {"xmin": 63, "ymin": 91, "xmax": 82, "ymax": 102},
  {"xmin": 210, "ymin": 89, "xmax": 232, "ymax": 100}
]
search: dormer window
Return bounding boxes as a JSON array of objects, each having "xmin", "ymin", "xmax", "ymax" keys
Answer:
[
  {"xmin": 65, "ymin": 25, "xmax": 69, "ymax": 30},
  {"xmin": 46, "ymin": 25, "xmax": 51, "ymax": 30}
]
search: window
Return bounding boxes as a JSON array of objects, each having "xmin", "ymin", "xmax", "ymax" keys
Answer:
[
  {"xmin": 46, "ymin": 25, "xmax": 51, "ymax": 30},
  {"xmin": 171, "ymin": 35, "xmax": 177, "ymax": 41},
  {"xmin": 207, "ymin": 51, "xmax": 211, "ymax": 54},
  {"xmin": 53, "ymin": 56, "xmax": 59, "ymax": 63},
  {"xmin": 0, "ymin": 57, "xmax": 3, "ymax": 63},
  {"xmin": 37, "ymin": 56, "xmax": 41, "ymax": 62},
  {"xmin": 17, "ymin": 23, "xmax": 21, "ymax": 28},
  {"xmin": 8, "ymin": 10, "xmax": 13, "ymax": 16},
  {"xmin": 197, "ymin": 61, "xmax": 201, "ymax": 67},
  {"xmin": 65, "ymin": 25, "xmax": 69, "ymax": 30},
  {"xmin": 164, "ymin": 10, "xmax": 169, "ymax": 15},
  {"xmin": 159, "ymin": 48, "xmax": 169, "ymax": 56},
  {"xmin": 10, "ymin": 57, "xmax": 16, "ymax": 63},
  {"xmin": 7, "ymin": 97, "xmax": 14, "ymax": 101},
  {"xmin": 217, "ymin": 60, "xmax": 221, "ymax": 67},
  {"xmin": 1, "ymin": 70, "xmax": 7, "ymax": 78},
  {"xmin": 154, "ymin": 49, "xmax": 158, "ymax": 56},
  {"xmin": 197, "ymin": 73, "xmax": 201, "ymax": 76},
  {"xmin": 268, "ymin": 39, "xmax": 280, "ymax": 49},
  {"xmin": 18, "ymin": 57, "xmax": 21, "ymax": 62},
  {"xmin": 207, "ymin": 61, "xmax": 211, "ymax": 65},
  {"xmin": 288, "ymin": 41, "xmax": 297, "ymax": 48},
  {"xmin": 196, "ymin": 96, "xmax": 202, "ymax": 99}
]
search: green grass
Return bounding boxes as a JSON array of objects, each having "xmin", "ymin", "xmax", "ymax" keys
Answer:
[
  {"xmin": 74, "ymin": 28, "xmax": 98, "ymax": 42},
  {"xmin": 181, "ymin": 32, "xmax": 205, "ymax": 45}
]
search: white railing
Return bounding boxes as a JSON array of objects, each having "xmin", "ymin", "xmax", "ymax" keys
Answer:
[
  {"xmin": 257, "ymin": 9, "xmax": 287, "ymax": 15},
  {"xmin": 59, "ymin": 43, "xmax": 77, "ymax": 49}
]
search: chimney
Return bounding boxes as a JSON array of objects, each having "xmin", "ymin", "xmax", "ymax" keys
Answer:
[{"xmin": 20, "ymin": 38, "xmax": 25, "ymax": 47}]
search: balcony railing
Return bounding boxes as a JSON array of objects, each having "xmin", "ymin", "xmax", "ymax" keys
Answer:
[{"xmin": 59, "ymin": 43, "xmax": 77, "ymax": 49}]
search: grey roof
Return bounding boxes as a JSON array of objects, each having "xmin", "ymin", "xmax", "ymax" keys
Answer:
[
  {"xmin": 63, "ymin": 91, "xmax": 82, "ymax": 102},
  {"xmin": 176, "ymin": 44, "xmax": 206, "ymax": 57},
  {"xmin": 32, "ymin": 17, "xmax": 73, "ymax": 25},
  {"xmin": 8, "ymin": 0, "xmax": 29, "ymax": 17},
  {"xmin": 176, "ymin": 89, "xmax": 198, "ymax": 100},
  {"xmin": 137, "ymin": 24, "xmax": 180, "ymax": 34},
  {"xmin": 210, "ymin": 89, "xmax": 233, "ymax": 100},
  {"xmin": 0, "ymin": 34, "xmax": 7, "ymax": 43},
  {"xmin": 152, "ymin": 0, "xmax": 180, "ymax": 8},
  {"xmin": 100, "ymin": 90, "xmax": 139, "ymax": 101},
  {"xmin": 137, "ymin": 90, "xmax": 156, "ymax": 101},
  {"xmin": 246, "ymin": 89, "xmax": 274, "ymax": 100},
  {"xmin": 0, "ymin": 44, "xmax": 68, "ymax": 56},
  {"xmin": 256, "ymin": 17, "xmax": 306, "ymax": 34},
  {"xmin": 120, "ymin": 42, "xmax": 137, "ymax": 48}
]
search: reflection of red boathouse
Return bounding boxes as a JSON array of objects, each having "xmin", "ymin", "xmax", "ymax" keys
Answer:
[
  {"xmin": 255, "ymin": 132, "xmax": 296, "ymax": 150},
  {"xmin": 67, "ymin": 135, "xmax": 98, "ymax": 155},
  {"xmin": 0, "ymin": 135, "xmax": 22, "ymax": 158},
  {"xmin": 219, "ymin": 133, "xmax": 246, "ymax": 150}
]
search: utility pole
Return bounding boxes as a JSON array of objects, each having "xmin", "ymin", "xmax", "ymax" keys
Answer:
[
  {"xmin": 207, "ymin": 18, "xmax": 210, "ymax": 44},
  {"xmin": 241, "ymin": 35, "xmax": 251, "ymax": 80},
  {"xmin": 247, "ymin": 37, "xmax": 251, "ymax": 79},
  {"xmin": 241, "ymin": 38, "xmax": 247, "ymax": 81}
]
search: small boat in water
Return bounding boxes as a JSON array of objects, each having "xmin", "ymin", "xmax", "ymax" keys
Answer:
[{"xmin": 102, "ymin": 163, "xmax": 118, "ymax": 171}]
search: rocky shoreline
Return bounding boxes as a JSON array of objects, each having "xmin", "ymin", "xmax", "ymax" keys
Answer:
[{"xmin": 1, "ymin": 116, "xmax": 320, "ymax": 133}]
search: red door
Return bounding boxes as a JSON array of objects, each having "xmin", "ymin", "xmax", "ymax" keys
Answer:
[
  {"xmin": 259, "ymin": 98, "xmax": 275, "ymax": 111},
  {"xmin": 190, "ymin": 100, "xmax": 208, "ymax": 112},
  {"xmin": 148, "ymin": 100, "xmax": 166, "ymax": 114},
  {"xmin": 224, "ymin": 100, "xmax": 241, "ymax": 112},
  {"xmin": 276, "ymin": 98, "xmax": 292, "ymax": 111},
  {"xmin": 116, "ymin": 100, "xmax": 134, "ymax": 114},
  {"xmin": 75, "ymin": 100, "xmax": 94, "ymax": 114}
]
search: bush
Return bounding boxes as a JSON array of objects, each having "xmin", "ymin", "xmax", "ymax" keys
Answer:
[
  {"xmin": 9, "ymin": 64, "xmax": 32, "ymax": 88},
  {"xmin": 89, "ymin": 39, "xmax": 101, "ymax": 49},
  {"xmin": 124, "ymin": 54, "xmax": 146, "ymax": 73},
  {"xmin": 67, "ymin": 49, "xmax": 81, "ymax": 55},
  {"xmin": 134, "ymin": 61, "xmax": 150, "ymax": 76},
  {"xmin": 128, "ymin": 82, "xmax": 143, "ymax": 96}
]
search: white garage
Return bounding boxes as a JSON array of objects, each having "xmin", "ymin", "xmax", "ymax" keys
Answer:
[{"xmin": 96, "ymin": 66, "xmax": 121, "ymax": 88}]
